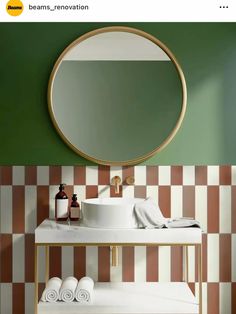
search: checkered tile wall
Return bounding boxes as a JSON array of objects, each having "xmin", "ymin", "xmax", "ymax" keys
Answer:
[{"xmin": 0, "ymin": 165, "xmax": 235, "ymax": 313}]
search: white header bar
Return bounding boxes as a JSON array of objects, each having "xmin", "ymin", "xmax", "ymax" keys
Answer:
[{"xmin": 0, "ymin": 0, "xmax": 235, "ymax": 22}]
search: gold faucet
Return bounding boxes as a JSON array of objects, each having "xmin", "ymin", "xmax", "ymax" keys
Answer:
[{"xmin": 111, "ymin": 176, "xmax": 121, "ymax": 194}]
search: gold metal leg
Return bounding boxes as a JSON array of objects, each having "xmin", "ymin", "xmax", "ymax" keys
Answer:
[
  {"xmin": 185, "ymin": 246, "xmax": 189, "ymax": 282},
  {"xmin": 198, "ymin": 244, "xmax": 202, "ymax": 314},
  {"xmin": 111, "ymin": 246, "xmax": 118, "ymax": 266},
  {"xmin": 34, "ymin": 244, "xmax": 38, "ymax": 314},
  {"xmin": 45, "ymin": 246, "xmax": 49, "ymax": 283}
]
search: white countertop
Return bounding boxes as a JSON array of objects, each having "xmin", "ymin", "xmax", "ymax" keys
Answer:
[{"xmin": 35, "ymin": 219, "xmax": 202, "ymax": 244}]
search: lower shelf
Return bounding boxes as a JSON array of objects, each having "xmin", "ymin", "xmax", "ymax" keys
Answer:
[{"xmin": 38, "ymin": 282, "xmax": 198, "ymax": 314}]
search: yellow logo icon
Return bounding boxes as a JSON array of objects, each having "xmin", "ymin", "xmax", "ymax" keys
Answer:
[{"xmin": 6, "ymin": 0, "xmax": 24, "ymax": 16}]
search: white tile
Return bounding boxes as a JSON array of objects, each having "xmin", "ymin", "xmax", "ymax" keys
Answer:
[
  {"xmin": 158, "ymin": 166, "xmax": 170, "ymax": 185},
  {"xmin": 158, "ymin": 246, "xmax": 171, "ymax": 282},
  {"xmin": 203, "ymin": 283, "xmax": 208, "ymax": 314},
  {"xmin": 37, "ymin": 166, "xmax": 49, "ymax": 185},
  {"xmin": 122, "ymin": 185, "xmax": 134, "ymax": 198},
  {"xmin": 232, "ymin": 166, "xmax": 236, "ymax": 185},
  {"xmin": 0, "ymin": 186, "xmax": 12, "ymax": 233},
  {"xmin": 25, "ymin": 186, "xmax": 37, "ymax": 233},
  {"xmin": 207, "ymin": 166, "xmax": 219, "ymax": 185},
  {"xmin": 86, "ymin": 166, "xmax": 98, "ymax": 185},
  {"xmin": 188, "ymin": 246, "xmax": 195, "ymax": 282},
  {"xmin": 74, "ymin": 185, "xmax": 86, "ymax": 203},
  {"xmin": 98, "ymin": 185, "xmax": 110, "ymax": 198},
  {"xmin": 220, "ymin": 283, "xmax": 231, "ymax": 314},
  {"xmin": 134, "ymin": 166, "xmax": 146, "ymax": 185},
  {"xmin": 13, "ymin": 234, "xmax": 25, "ymax": 282},
  {"xmin": 232, "ymin": 235, "xmax": 236, "ymax": 282},
  {"xmin": 195, "ymin": 186, "xmax": 207, "ymax": 233},
  {"xmin": 110, "ymin": 246, "xmax": 122, "ymax": 282},
  {"xmin": 195, "ymin": 283, "xmax": 207, "ymax": 314},
  {"xmin": 86, "ymin": 246, "xmax": 98, "ymax": 281},
  {"xmin": 62, "ymin": 246, "xmax": 74, "ymax": 279},
  {"xmin": 219, "ymin": 186, "xmax": 231, "ymax": 233},
  {"xmin": 183, "ymin": 166, "xmax": 195, "ymax": 185},
  {"xmin": 171, "ymin": 186, "xmax": 183, "ymax": 218},
  {"xmin": 25, "ymin": 283, "xmax": 34, "ymax": 314},
  {"xmin": 49, "ymin": 186, "xmax": 58, "ymax": 219},
  {"xmin": 207, "ymin": 234, "xmax": 219, "ymax": 282},
  {"xmin": 13, "ymin": 166, "xmax": 25, "ymax": 185},
  {"xmin": 62, "ymin": 166, "xmax": 74, "ymax": 185},
  {"xmin": 134, "ymin": 246, "xmax": 146, "ymax": 282},
  {"xmin": 0, "ymin": 283, "xmax": 12, "ymax": 314},
  {"xmin": 146, "ymin": 186, "xmax": 158, "ymax": 204}
]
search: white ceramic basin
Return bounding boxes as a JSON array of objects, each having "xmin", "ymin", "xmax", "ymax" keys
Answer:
[{"xmin": 81, "ymin": 197, "xmax": 144, "ymax": 229}]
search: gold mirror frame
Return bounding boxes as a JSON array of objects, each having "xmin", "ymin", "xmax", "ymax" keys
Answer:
[{"xmin": 48, "ymin": 26, "xmax": 187, "ymax": 166}]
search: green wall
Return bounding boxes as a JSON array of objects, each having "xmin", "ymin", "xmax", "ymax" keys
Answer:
[{"xmin": 0, "ymin": 23, "xmax": 236, "ymax": 165}]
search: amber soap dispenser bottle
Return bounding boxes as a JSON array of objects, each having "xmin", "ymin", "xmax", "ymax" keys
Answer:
[
  {"xmin": 69, "ymin": 194, "xmax": 80, "ymax": 221},
  {"xmin": 55, "ymin": 184, "xmax": 68, "ymax": 221}
]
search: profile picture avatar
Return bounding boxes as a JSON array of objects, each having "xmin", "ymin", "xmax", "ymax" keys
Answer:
[{"xmin": 6, "ymin": 0, "xmax": 24, "ymax": 16}]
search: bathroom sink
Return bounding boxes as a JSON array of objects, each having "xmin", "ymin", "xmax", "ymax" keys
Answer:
[{"xmin": 81, "ymin": 197, "xmax": 144, "ymax": 229}]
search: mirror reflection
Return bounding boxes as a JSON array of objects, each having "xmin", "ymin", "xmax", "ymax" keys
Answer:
[{"xmin": 49, "ymin": 28, "xmax": 186, "ymax": 165}]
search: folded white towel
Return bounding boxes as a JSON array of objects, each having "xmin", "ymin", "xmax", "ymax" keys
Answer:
[
  {"xmin": 60, "ymin": 276, "xmax": 78, "ymax": 303},
  {"xmin": 41, "ymin": 277, "xmax": 62, "ymax": 302},
  {"xmin": 134, "ymin": 197, "xmax": 167, "ymax": 229},
  {"xmin": 75, "ymin": 277, "xmax": 94, "ymax": 303}
]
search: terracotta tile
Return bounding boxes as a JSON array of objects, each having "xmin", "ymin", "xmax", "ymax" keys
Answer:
[
  {"xmin": 146, "ymin": 247, "xmax": 158, "ymax": 282},
  {"xmin": 110, "ymin": 185, "xmax": 123, "ymax": 197},
  {"xmin": 122, "ymin": 166, "xmax": 134, "ymax": 185},
  {"xmin": 74, "ymin": 247, "xmax": 86, "ymax": 279},
  {"xmin": 146, "ymin": 166, "xmax": 158, "ymax": 185},
  {"xmin": 134, "ymin": 186, "xmax": 146, "ymax": 198},
  {"xmin": 12, "ymin": 186, "xmax": 25, "ymax": 233},
  {"xmin": 49, "ymin": 247, "xmax": 61, "ymax": 278},
  {"xmin": 25, "ymin": 166, "xmax": 37, "ymax": 185},
  {"xmin": 220, "ymin": 234, "xmax": 231, "ymax": 282},
  {"xmin": 0, "ymin": 234, "xmax": 12, "ymax": 282},
  {"xmin": 158, "ymin": 186, "xmax": 171, "ymax": 217},
  {"xmin": 98, "ymin": 165, "xmax": 110, "ymax": 185},
  {"xmin": 13, "ymin": 283, "xmax": 25, "ymax": 314},
  {"xmin": 49, "ymin": 166, "xmax": 61, "ymax": 185},
  {"xmin": 183, "ymin": 186, "xmax": 195, "ymax": 218},
  {"xmin": 219, "ymin": 165, "xmax": 231, "ymax": 185},
  {"xmin": 74, "ymin": 166, "xmax": 86, "ymax": 185},
  {"xmin": 98, "ymin": 247, "xmax": 110, "ymax": 282},
  {"xmin": 86, "ymin": 186, "xmax": 98, "ymax": 198},
  {"xmin": 25, "ymin": 234, "xmax": 35, "ymax": 283},
  {"xmin": 208, "ymin": 283, "xmax": 219, "ymax": 314},
  {"xmin": 1, "ymin": 166, "xmax": 12, "ymax": 185},
  {"xmin": 207, "ymin": 186, "xmax": 219, "ymax": 233},
  {"xmin": 171, "ymin": 246, "xmax": 183, "ymax": 282},
  {"xmin": 171, "ymin": 166, "xmax": 183, "ymax": 185},
  {"xmin": 195, "ymin": 166, "xmax": 207, "ymax": 185},
  {"xmin": 122, "ymin": 247, "xmax": 134, "ymax": 282}
]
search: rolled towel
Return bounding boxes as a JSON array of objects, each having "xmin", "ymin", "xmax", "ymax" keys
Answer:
[
  {"xmin": 75, "ymin": 277, "xmax": 94, "ymax": 303},
  {"xmin": 41, "ymin": 277, "xmax": 62, "ymax": 302},
  {"xmin": 60, "ymin": 276, "xmax": 78, "ymax": 302}
]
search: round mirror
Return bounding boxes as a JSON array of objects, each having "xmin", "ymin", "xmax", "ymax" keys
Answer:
[{"xmin": 48, "ymin": 26, "xmax": 187, "ymax": 165}]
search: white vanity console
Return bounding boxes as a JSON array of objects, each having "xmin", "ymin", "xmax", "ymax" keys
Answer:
[{"xmin": 35, "ymin": 219, "xmax": 202, "ymax": 314}]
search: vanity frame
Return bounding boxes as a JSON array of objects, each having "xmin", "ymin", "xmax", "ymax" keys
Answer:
[{"xmin": 34, "ymin": 220, "xmax": 202, "ymax": 314}]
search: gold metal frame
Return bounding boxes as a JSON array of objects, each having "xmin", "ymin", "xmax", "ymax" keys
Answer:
[
  {"xmin": 48, "ymin": 26, "xmax": 187, "ymax": 166},
  {"xmin": 35, "ymin": 242, "xmax": 202, "ymax": 314}
]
